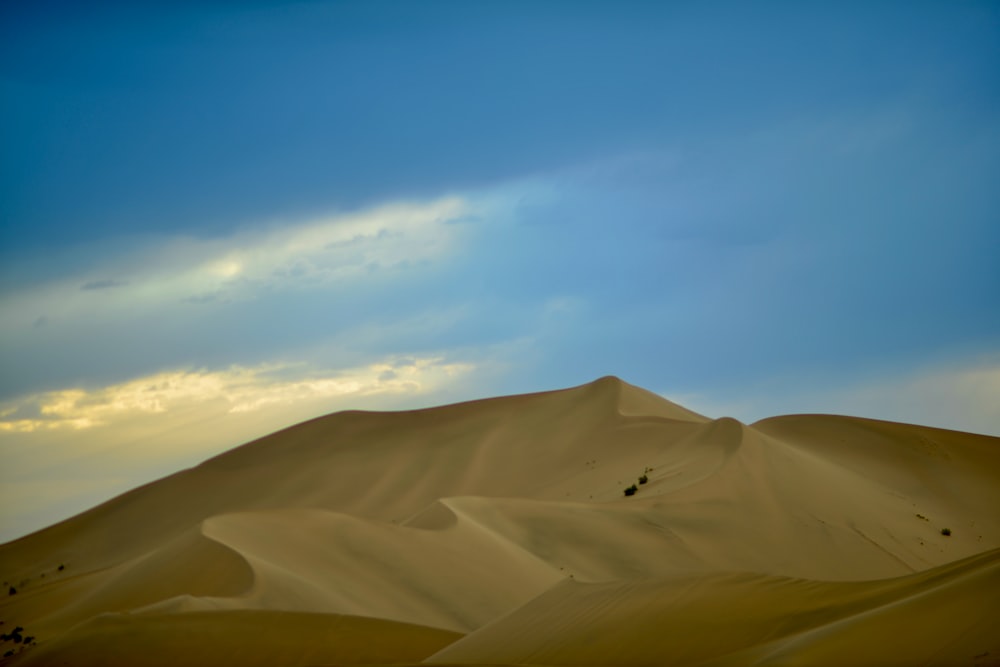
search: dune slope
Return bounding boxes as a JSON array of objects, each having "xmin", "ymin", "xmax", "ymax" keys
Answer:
[
  {"xmin": 429, "ymin": 548, "xmax": 1000, "ymax": 666},
  {"xmin": 1, "ymin": 376, "xmax": 998, "ymax": 666}
]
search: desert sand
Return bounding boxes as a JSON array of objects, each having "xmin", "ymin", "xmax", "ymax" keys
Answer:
[{"xmin": 1, "ymin": 376, "xmax": 998, "ymax": 666}]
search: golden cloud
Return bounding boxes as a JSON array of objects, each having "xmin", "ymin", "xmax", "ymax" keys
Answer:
[{"xmin": 0, "ymin": 357, "xmax": 473, "ymax": 433}]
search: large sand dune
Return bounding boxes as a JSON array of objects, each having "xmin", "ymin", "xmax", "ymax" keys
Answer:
[{"xmin": 1, "ymin": 376, "xmax": 998, "ymax": 666}]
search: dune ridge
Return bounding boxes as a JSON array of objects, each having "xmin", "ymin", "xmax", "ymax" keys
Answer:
[{"xmin": 1, "ymin": 376, "xmax": 998, "ymax": 666}]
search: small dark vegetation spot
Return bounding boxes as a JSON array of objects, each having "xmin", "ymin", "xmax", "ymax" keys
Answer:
[
  {"xmin": 1, "ymin": 626, "xmax": 24, "ymax": 643},
  {"xmin": 916, "ymin": 513, "xmax": 928, "ymax": 520},
  {"xmin": 638, "ymin": 474, "xmax": 648, "ymax": 485},
  {"xmin": 941, "ymin": 528, "xmax": 952, "ymax": 536},
  {"xmin": 58, "ymin": 564, "xmax": 65, "ymax": 571},
  {"xmin": 6, "ymin": 587, "xmax": 14, "ymax": 596},
  {"xmin": 624, "ymin": 484, "xmax": 638, "ymax": 497}
]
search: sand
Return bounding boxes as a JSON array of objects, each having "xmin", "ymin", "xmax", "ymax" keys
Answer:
[{"xmin": 1, "ymin": 376, "xmax": 998, "ymax": 666}]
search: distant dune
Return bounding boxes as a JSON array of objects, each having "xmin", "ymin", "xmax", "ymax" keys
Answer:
[{"xmin": 1, "ymin": 376, "xmax": 998, "ymax": 666}]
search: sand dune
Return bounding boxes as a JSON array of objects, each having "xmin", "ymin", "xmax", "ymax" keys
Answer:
[
  {"xmin": 430, "ymin": 549, "xmax": 1000, "ymax": 666},
  {"xmin": 13, "ymin": 611, "xmax": 461, "ymax": 667},
  {"xmin": 1, "ymin": 376, "xmax": 998, "ymax": 666}
]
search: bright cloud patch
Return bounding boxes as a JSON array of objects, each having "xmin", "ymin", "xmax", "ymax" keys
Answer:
[
  {"xmin": 172, "ymin": 197, "xmax": 470, "ymax": 301},
  {"xmin": 0, "ymin": 357, "xmax": 472, "ymax": 433},
  {"xmin": 0, "ymin": 196, "xmax": 473, "ymax": 335}
]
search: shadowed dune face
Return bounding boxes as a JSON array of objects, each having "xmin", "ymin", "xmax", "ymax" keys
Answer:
[
  {"xmin": 1, "ymin": 377, "xmax": 998, "ymax": 666},
  {"xmin": 428, "ymin": 548, "xmax": 1000, "ymax": 667}
]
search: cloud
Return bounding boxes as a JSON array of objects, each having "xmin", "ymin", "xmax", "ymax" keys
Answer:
[
  {"xmin": 1, "ymin": 195, "xmax": 473, "ymax": 335},
  {"xmin": 0, "ymin": 356, "xmax": 473, "ymax": 434},
  {"xmin": 0, "ymin": 195, "xmax": 482, "ymax": 398},
  {"xmin": 80, "ymin": 279, "xmax": 128, "ymax": 290}
]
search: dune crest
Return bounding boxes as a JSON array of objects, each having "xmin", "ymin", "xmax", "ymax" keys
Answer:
[{"xmin": 1, "ymin": 377, "xmax": 998, "ymax": 666}]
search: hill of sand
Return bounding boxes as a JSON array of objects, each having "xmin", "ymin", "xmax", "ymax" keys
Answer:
[{"xmin": 1, "ymin": 376, "xmax": 998, "ymax": 666}]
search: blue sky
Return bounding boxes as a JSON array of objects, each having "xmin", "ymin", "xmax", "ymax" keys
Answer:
[{"xmin": 1, "ymin": 1, "xmax": 999, "ymax": 540}]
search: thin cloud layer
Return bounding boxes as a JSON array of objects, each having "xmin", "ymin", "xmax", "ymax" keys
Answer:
[
  {"xmin": 80, "ymin": 279, "xmax": 129, "ymax": 291},
  {"xmin": 0, "ymin": 356, "xmax": 472, "ymax": 433},
  {"xmin": 0, "ymin": 196, "xmax": 479, "ymax": 398},
  {"xmin": 2, "ymin": 196, "xmax": 470, "ymax": 332}
]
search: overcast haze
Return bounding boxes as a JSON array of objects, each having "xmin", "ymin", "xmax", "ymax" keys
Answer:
[{"xmin": 1, "ymin": 1, "xmax": 999, "ymax": 541}]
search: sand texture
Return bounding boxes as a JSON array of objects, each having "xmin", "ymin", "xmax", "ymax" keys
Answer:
[{"xmin": 1, "ymin": 376, "xmax": 998, "ymax": 666}]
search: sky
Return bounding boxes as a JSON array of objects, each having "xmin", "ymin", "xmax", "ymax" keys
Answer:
[{"xmin": 1, "ymin": 1, "xmax": 998, "ymax": 541}]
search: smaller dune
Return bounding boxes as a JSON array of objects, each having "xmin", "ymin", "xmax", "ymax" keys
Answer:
[{"xmin": 428, "ymin": 548, "xmax": 1000, "ymax": 666}]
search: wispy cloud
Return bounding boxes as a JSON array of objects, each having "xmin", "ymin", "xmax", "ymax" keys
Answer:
[
  {"xmin": 0, "ymin": 356, "xmax": 472, "ymax": 434},
  {"xmin": 80, "ymin": 279, "xmax": 129, "ymax": 291},
  {"xmin": 1, "ymin": 196, "xmax": 473, "ymax": 335},
  {"xmin": 0, "ymin": 195, "xmax": 484, "ymax": 400}
]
